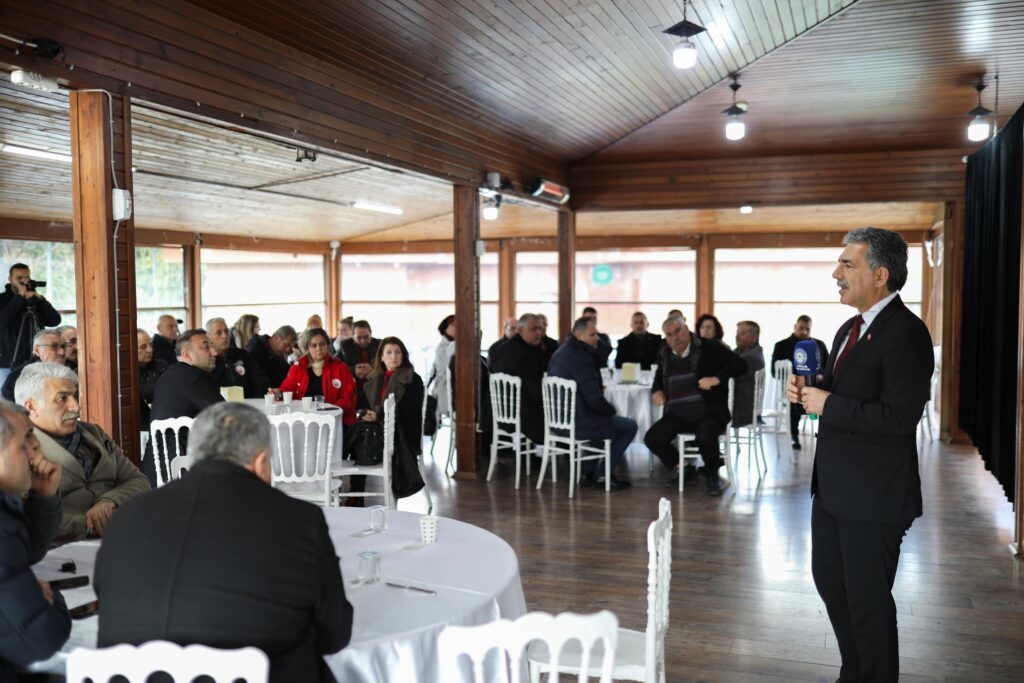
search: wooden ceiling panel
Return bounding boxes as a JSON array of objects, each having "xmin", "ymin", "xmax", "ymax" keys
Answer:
[{"xmin": 588, "ymin": 0, "xmax": 1024, "ymax": 162}]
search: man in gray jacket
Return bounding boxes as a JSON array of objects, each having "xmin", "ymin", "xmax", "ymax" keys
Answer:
[
  {"xmin": 732, "ymin": 321, "xmax": 766, "ymax": 427},
  {"xmin": 16, "ymin": 363, "xmax": 149, "ymax": 541}
]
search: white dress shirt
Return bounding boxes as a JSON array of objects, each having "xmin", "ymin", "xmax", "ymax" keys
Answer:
[{"xmin": 836, "ymin": 290, "xmax": 899, "ymax": 355}]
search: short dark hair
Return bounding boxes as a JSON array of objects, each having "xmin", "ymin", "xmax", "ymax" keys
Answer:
[
  {"xmin": 353, "ymin": 320, "xmax": 372, "ymax": 333},
  {"xmin": 272, "ymin": 325, "xmax": 297, "ymax": 340},
  {"xmin": 571, "ymin": 316, "xmax": 594, "ymax": 335},
  {"xmin": 842, "ymin": 227, "xmax": 909, "ymax": 292},
  {"xmin": 738, "ymin": 320, "xmax": 760, "ymax": 338},
  {"xmin": 694, "ymin": 314, "xmax": 724, "ymax": 340},
  {"xmin": 796, "ymin": 315, "xmax": 812, "ymax": 325},
  {"xmin": 175, "ymin": 328, "xmax": 208, "ymax": 357},
  {"xmin": 437, "ymin": 314, "xmax": 455, "ymax": 337},
  {"xmin": 340, "ymin": 316, "xmax": 354, "ymax": 327},
  {"xmin": 582, "ymin": 306, "xmax": 597, "ymax": 315},
  {"xmin": 372, "ymin": 336, "xmax": 413, "ymax": 374},
  {"xmin": 8, "ymin": 263, "xmax": 28, "ymax": 276}
]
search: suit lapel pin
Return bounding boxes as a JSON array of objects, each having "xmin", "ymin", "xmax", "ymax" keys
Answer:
[{"xmin": 867, "ymin": 333, "xmax": 872, "ymax": 342}]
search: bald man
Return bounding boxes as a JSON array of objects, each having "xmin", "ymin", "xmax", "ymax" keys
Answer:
[{"xmin": 151, "ymin": 315, "xmax": 181, "ymax": 366}]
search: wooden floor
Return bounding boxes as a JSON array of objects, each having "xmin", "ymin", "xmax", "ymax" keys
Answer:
[{"xmin": 398, "ymin": 428, "xmax": 1022, "ymax": 683}]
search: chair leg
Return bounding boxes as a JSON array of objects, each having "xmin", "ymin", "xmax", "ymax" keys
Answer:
[
  {"xmin": 605, "ymin": 440, "xmax": 611, "ymax": 492},
  {"xmin": 536, "ymin": 439, "xmax": 551, "ymax": 490},
  {"xmin": 513, "ymin": 435, "xmax": 522, "ymax": 490},
  {"xmin": 445, "ymin": 422, "xmax": 456, "ymax": 476},
  {"xmin": 567, "ymin": 445, "xmax": 576, "ymax": 499},
  {"xmin": 526, "ymin": 439, "xmax": 532, "ymax": 476},
  {"xmin": 723, "ymin": 436, "xmax": 736, "ymax": 493},
  {"xmin": 486, "ymin": 435, "xmax": 498, "ymax": 483}
]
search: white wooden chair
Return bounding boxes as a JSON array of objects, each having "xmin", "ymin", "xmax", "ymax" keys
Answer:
[
  {"xmin": 417, "ymin": 389, "xmax": 434, "ymax": 513},
  {"xmin": 149, "ymin": 417, "xmax": 193, "ymax": 488},
  {"xmin": 439, "ymin": 610, "xmax": 618, "ymax": 683},
  {"xmin": 169, "ymin": 454, "xmax": 195, "ymax": 481},
  {"xmin": 675, "ymin": 378, "xmax": 737, "ymax": 494},
  {"xmin": 729, "ymin": 368, "xmax": 768, "ymax": 478},
  {"xmin": 488, "ymin": 372, "xmax": 538, "ymax": 488},
  {"xmin": 335, "ymin": 394, "xmax": 395, "ymax": 509},
  {"xmin": 66, "ymin": 641, "xmax": 269, "ymax": 683},
  {"xmin": 763, "ymin": 360, "xmax": 792, "ymax": 434},
  {"xmin": 537, "ymin": 376, "xmax": 611, "ymax": 498},
  {"xmin": 529, "ymin": 499, "xmax": 672, "ymax": 683},
  {"xmin": 269, "ymin": 410, "xmax": 338, "ymax": 507},
  {"xmin": 444, "ymin": 375, "xmax": 457, "ymax": 474}
]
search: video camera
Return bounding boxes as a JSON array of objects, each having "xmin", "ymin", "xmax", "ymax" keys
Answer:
[{"xmin": 25, "ymin": 279, "xmax": 46, "ymax": 292}]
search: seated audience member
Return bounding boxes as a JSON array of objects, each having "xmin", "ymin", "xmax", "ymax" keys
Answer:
[
  {"xmin": 276, "ymin": 328, "xmax": 357, "ymax": 426},
  {"xmin": 94, "ymin": 402, "xmax": 353, "ymax": 683},
  {"xmin": 332, "ymin": 316, "xmax": 354, "ymax": 355},
  {"xmin": 732, "ymin": 321, "xmax": 766, "ymax": 427},
  {"xmin": 771, "ymin": 315, "xmax": 829, "ymax": 450},
  {"xmin": 695, "ymin": 314, "xmax": 726, "ymax": 345},
  {"xmin": 667, "ymin": 308, "xmax": 684, "ymax": 318},
  {"xmin": 207, "ymin": 317, "xmax": 268, "ymax": 398},
  {"xmin": 1, "ymin": 329, "xmax": 66, "ymax": 401},
  {"xmin": 137, "ymin": 329, "xmax": 168, "ymax": 430},
  {"xmin": 247, "ymin": 325, "xmax": 297, "ymax": 388},
  {"xmin": 487, "ymin": 317, "xmax": 519, "ymax": 365},
  {"xmin": 615, "ymin": 312, "xmax": 662, "ymax": 368},
  {"xmin": 151, "ymin": 314, "xmax": 181, "ymax": 365},
  {"xmin": 339, "ymin": 321, "xmax": 380, "ymax": 410},
  {"xmin": 152, "ymin": 329, "xmax": 223, "ymax": 422},
  {"xmin": 644, "ymin": 315, "xmax": 746, "ymax": 496},
  {"xmin": 430, "ymin": 315, "xmax": 455, "ymax": 416},
  {"xmin": 489, "ymin": 314, "xmax": 547, "ymax": 447},
  {"xmin": 537, "ymin": 313, "xmax": 560, "ymax": 365},
  {"xmin": 231, "ymin": 314, "xmax": 260, "ymax": 351},
  {"xmin": 17, "ymin": 363, "xmax": 149, "ymax": 540},
  {"xmin": 580, "ymin": 306, "xmax": 612, "ymax": 348},
  {"xmin": 0, "ymin": 400, "xmax": 71, "ymax": 676},
  {"xmin": 56, "ymin": 326, "xmax": 78, "ymax": 373},
  {"xmin": 347, "ymin": 337, "xmax": 425, "ymax": 504},
  {"xmin": 548, "ymin": 317, "xmax": 637, "ymax": 490}
]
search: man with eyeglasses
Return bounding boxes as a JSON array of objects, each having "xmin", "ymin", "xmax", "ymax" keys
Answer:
[
  {"xmin": 55, "ymin": 326, "xmax": 78, "ymax": 373},
  {"xmin": 0, "ymin": 329, "xmax": 66, "ymax": 402}
]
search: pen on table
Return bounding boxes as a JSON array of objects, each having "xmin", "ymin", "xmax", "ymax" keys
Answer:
[{"xmin": 385, "ymin": 582, "xmax": 435, "ymax": 595}]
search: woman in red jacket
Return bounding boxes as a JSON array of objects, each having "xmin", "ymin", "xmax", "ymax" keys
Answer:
[{"xmin": 276, "ymin": 327, "xmax": 357, "ymax": 427}]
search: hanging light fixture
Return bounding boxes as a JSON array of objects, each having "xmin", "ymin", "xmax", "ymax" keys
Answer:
[
  {"xmin": 482, "ymin": 195, "xmax": 501, "ymax": 221},
  {"xmin": 722, "ymin": 75, "xmax": 746, "ymax": 141},
  {"xmin": 663, "ymin": 0, "xmax": 706, "ymax": 70},
  {"xmin": 965, "ymin": 78, "xmax": 995, "ymax": 142}
]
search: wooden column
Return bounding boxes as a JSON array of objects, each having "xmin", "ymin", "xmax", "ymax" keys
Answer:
[
  {"xmin": 557, "ymin": 210, "xmax": 575, "ymax": 338},
  {"xmin": 325, "ymin": 249, "xmax": 340, "ymax": 334},
  {"xmin": 696, "ymin": 235, "xmax": 715, "ymax": 316},
  {"xmin": 498, "ymin": 241, "xmax": 516, "ymax": 335},
  {"xmin": 70, "ymin": 91, "xmax": 119, "ymax": 441},
  {"xmin": 939, "ymin": 201, "xmax": 970, "ymax": 444},
  {"xmin": 184, "ymin": 242, "xmax": 202, "ymax": 330},
  {"xmin": 117, "ymin": 96, "xmax": 141, "ymax": 462},
  {"xmin": 453, "ymin": 185, "xmax": 481, "ymax": 478}
]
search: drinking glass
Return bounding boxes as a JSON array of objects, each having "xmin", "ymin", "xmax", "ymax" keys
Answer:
[
  {"xmin": 282, "ymin": 391, "xmax": 293, "ymax": 405},
  {"xmin": 368, "ymin": 505, "xmax": 389, "ymax": 533},
  {"xmin": 301, "ymin": 396, "xmax": 313, "ymax": 410},
  {"xmin": 358, "ymin": 551, "xmax": 381, "ymax": 584}
]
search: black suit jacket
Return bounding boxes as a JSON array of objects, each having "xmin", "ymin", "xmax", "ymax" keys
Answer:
[
  {"xmin": 212, "ymin": 347, "xmax": 269, "ymax": 398},
  {"xmin": 150, "ymin": 362, "xmax": 224, "ymax": 422},
  {"xmin": 151, "ymin": 334, "xmax": 177, "ymax": 366},
  {"xmin": 246, "ymin": 334, "xmax": 291, "ymax": 388},
  {"xmin": 488, "ymin": 334, "xmax": 547, "ymax": 443},
  {"xmin": 614, "ymin": 332, "xmax": 662, "ymax": 368},
  {"xmin": 94, "ymin": 460, "xmax": 352, "ymax": 683},
  {"xmin": 812, "ymin": 296, "xmax": 933, "ymax": 522}
]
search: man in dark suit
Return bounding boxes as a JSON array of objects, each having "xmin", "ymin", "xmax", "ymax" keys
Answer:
[
  {"xmin": 206, "ymin": 317, "xmax": 269, "ymax": 398},
  {"xmin": 487, "ymin": 317, "xmax": 519, "ymax": 365},
  {"xmin": 338, "ymin": 320, "xmax": 380, "ymax": 410},
  {"xmin": 615, "ymin": 312, "xmax": 662, "ymax": 368},
  {"xmin": 580, "ymin": 306, "xmax": 612, "ymax": 349},
  {"xmin": 645, "ymin": 314, "xmax": 747, "ymax": 495},
  {"xmin": 136, "ymin": 329, "xmax": 167, "ymax": 430},
  {"xmin": 151, "ymin": 314, "xmax": 181, "ymax": 366},
  {"xmin": 536, "ymin": 314, "xmax": 560, "ymax": 366},
  {"xmin": 95, "ymin": 402, "xmax": 352, "ymax": 683},
  {"xmin": 247, "ymin": 325, "xmax": 297, "ymax": 389},
  {"xmin": 489, "ymin": 313, "xmax": 548, "ymax": 446},
  {"xmin": 790, "ymin": 228, "xmax": 932, "ymax": 683},
  {"xmin": 771, "ymin": 315, "xmax": 829, "ymax": 450}
]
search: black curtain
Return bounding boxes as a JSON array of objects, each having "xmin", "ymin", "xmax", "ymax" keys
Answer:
[{"xmin": 959, "ymin": 102, "xmax": 1023, "ymax": 503}]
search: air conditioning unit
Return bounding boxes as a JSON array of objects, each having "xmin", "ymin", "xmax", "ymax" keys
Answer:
[{"xmin": 529, "ymin": 178, "xmax": 571, "ymax": 205}]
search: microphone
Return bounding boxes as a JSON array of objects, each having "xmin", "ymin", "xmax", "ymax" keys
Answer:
[{"xmin": 793, "ymin": 340, "xmax": 822, "ymax": 420}]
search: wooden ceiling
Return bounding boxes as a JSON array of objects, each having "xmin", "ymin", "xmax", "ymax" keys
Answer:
[{"xmin": 587, "ymin": 0, "xmax": 1024, "ymax": 162}]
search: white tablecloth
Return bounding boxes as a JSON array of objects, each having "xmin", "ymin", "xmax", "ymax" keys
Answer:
[
  {"xmin": 603, "ymin": 378, "xmax": 656, "ymax": 444},
  {"xmin": 30, "ymin": 508, "xmax": 526, "ymax": 683}
]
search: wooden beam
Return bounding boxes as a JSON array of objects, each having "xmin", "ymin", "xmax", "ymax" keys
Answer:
[
  {"xmin": 498, "ymin": 241, "xmax": 515, "ymax": 336},
  {"xmin": 708, "ymin": 231, "xmax": 928, "ymax": 250},
  {"xmin": 452, "ymin": 185, "xmax": 480, "ymax": 478},
  {"xmin": 696, "ymin": 236, "xmax": 714, "ymax": 316},
  {"xmin": 940, "ymin": 200, "xmax": 970, "ymax": 444},
  {"xmin": 183, "ymin": 243, "xmax": 203, "ymax": 330},
  {"xmin": 338, "ymin": 240, "xmax": 456, "ymax": 255},
  {"xmin": 325, "ymin": 250, "xmax": 340, "ymax": 336},
  {"xmin": 557, "ymin": 211, "xmax": 576, "ymax": 339},
  {"xmin": 70, "ymin": 91, "xmax": 119, "ymax": 440},
  {"xmin": 136, "ymin": 228, "xmax": 329, "ymax": 254},
  {"xmin": 119, "ymin": 94, "xmax": 142, "ymax": 463}
]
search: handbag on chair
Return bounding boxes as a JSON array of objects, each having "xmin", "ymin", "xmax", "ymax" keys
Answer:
[{"xmin": 345, "ymin": 421, "xmax": 385, "ymax": 466}]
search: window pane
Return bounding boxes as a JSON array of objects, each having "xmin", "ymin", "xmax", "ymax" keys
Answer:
[
  {"xmin": 201, "ymin": 249, "xmax": 325, "ymax": 332},
  {"xmin": 135, "ymin": 246, "xmax": 185, "ymax": 331},
  {"xmin": 0, "ymin": 239, "xmax": 77, "ymax": 325},
  {"xmin": 342, "ymin": 254, "xmax": 454, "ymax": 302},
  {"xmin": 514, "ymin": 252, "xmax": 559, "ymax": 335}
]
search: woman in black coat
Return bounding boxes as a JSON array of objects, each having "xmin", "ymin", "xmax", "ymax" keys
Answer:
[{"xmin": 347, "ymin": 336, "xmax": 425, "ymax": 503}]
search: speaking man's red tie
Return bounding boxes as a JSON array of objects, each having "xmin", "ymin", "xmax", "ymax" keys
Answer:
[{"xmin": 832, "ymin": 315, "xmax": 864, "ymax": 376}]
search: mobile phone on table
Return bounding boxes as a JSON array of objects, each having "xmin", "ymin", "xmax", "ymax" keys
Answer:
[
  {"xmin": 49, "ymin": 575, "xmax": 89, "ymax": 590},
  {"xmin": 69, "ymin": 600, "xmax": 99, "ymax": 619}
]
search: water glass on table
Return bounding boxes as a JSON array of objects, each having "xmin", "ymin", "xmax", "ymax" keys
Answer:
[
  {"xmin": 358, "ymin": 551, "xmax": 381, "ymax": 584},
  {"xmin": 301, "ymin": 396, "xmax": 313, "ymax": 410},
  {"xmin": 368, "ymin": 505, "xmax": 389, "ymax": 533},
  {"xmin": 282, "ymin": 391, "xmax": 293, "ymax": 406}
]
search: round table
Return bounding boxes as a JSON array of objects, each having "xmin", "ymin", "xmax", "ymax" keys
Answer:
[
  {"xmin": 603, "ymin": 379, "xmax": 656, "ymax": 445},
  {"xmin": 30, "ymin": 508, "xmax": 526, "ymax": 683}
]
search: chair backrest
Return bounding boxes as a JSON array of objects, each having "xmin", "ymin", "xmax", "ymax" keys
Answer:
[
  {"xmin": 541, "ymin": 376, "xmax": 577, "ymax": 440},
  {"xmin": 66, "ymin": 641, "xmax": 269, "ymax": 683},
  {"xmin": 149, "ymin": 417, "xmax": 194, "ymax": 488},
  {"xmin": 490, "ymin": 372, "xmax": 523, "ymax": 430},
  {"xmin": 439, "ymin": 610, "xmax": 618, "ymax": 683},
  {"xmin": 645, "ymin": 498, "xmax": 673, "ymax": 682},
  {"xmin": 773, "ymin": 360, "xmax": 792, "ymax": 407},
  {"xmin": 752, "ymin": 368, "xmax": 767, "ymax": 420},
  {"xmin": 383, "ymin": 393, "xmax": 396, "ymax": 471},
  {"xmin": 268, "ymin": 411, "xmax": 336, "ymax": 492},
  {"xmin": 169, "ymin": 454, "xmax": 195, "ymax": 481}
]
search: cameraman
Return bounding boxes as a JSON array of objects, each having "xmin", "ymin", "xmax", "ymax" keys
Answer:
[{"xmin": 0, "ymin": 264, "xmax": 61, "ymax": 385}]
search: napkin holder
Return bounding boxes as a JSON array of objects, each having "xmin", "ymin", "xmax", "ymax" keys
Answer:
[
  {"xmin": 619, "ymin": 362, "xmax": 640, "ymax": 383},
  {"xmin": 219, "ymin": 386, "xmax": 244, "ymax": 402}
]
